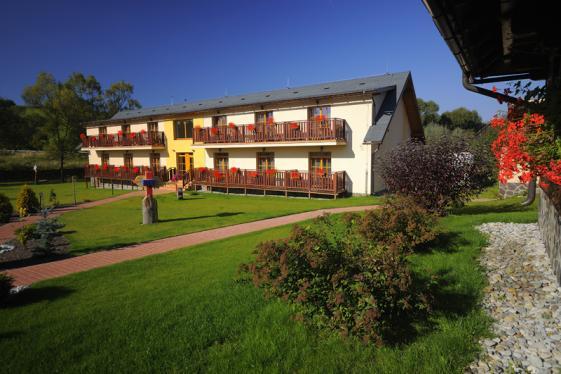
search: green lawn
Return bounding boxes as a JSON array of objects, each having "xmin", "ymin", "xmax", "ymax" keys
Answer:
[
  {"xmin": 59, "ymin": 192, "xmax": 381, "ymax": 254},
  {"xmin": 0, "ymin": 197, "xmax": 537, "ymax": 373},
  {"xmin": 0, "ymin": 181, "xmax": 129, "ymax": 207}
]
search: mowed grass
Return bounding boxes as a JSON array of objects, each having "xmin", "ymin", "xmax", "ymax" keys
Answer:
[
  {"xmin": 0, "ymin": 197, "xmax": 537, "ymax": 373},
  {"xmin": 59, "ymin": 192, "xmax": 381, "ymax": 254},
  {"xmin": 0, "ymin": 181, "xmax": 128, "ymax": 207}
]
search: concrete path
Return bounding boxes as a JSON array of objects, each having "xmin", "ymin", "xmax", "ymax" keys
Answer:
[
  {"xmin": 0, "ymin": 189, "xmax": 172, "ymax": 243},
  {"xmin": 6, "ymin": 205, "xmax": 379, "ymax": 286}
]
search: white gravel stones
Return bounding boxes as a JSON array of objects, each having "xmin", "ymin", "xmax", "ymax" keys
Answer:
[{"xmin": 467, "ymin": 222, "xmax": 561, "ymax": 373}]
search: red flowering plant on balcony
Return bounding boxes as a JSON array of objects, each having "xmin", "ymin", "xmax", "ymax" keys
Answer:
[
  {"xmin": 314, "ymin": 114, "xmax": 326, "ymax": 122},
  {"xmin": 228, "ymin": 122, "xmax": 236, "ymax": 129},
  {"xmin": 265, "ymin": 168, "xmax": 277, "ymax": 176},
  {"xmin": 128, "ymin": 132, "xmax": 136, "ymax": 140},
  {"xmin": 117, "ymin": 130, "xmax": 123, "ymax": 137},
  {"xmin": 247, "ymin": 124, "xmax": 255, "ymax": 132},
  {"xmin": 210, "ymin": 127, "xmax": 219, "ymax": 136},
  {"xmin": 113, "ymin": 166, "xmax": 120, "ymax": 173},
  {"xmin": 102, "ymin": 163, "xmax": 109, "ymax": 171},
  {"xmin": 121, "ymin": 165, "xmax": 128, "ymax": 172},
  {"xmin": 230, "ymin": 167, "xmax": 239, "ymax": 174},
  {"xmin": 290, "ymin": 170, "xmax": 300, "ymax": 180},
  {"xmin": 133, "ymin": 166, "xmax": 140, "ymax": 174},
  {"xmin": 248, "ymin": 171, "xmax": 258, "ymax": 178},
  {"xmin": 79, "ymin": 133, "xmax": 87, "ymax": 140},
  {"xmin": 316, "ymin": 168, "xmax": 325, "ymax": 176},
  {"xmin": 94, "ymin": 164, "xmax": 100, "ymax": 171},
  {"xmin": 213, "ymin": 170, "xmax": 223, "ymax": 179},
  {"xmin": 266, "ymin": 116, "xmax": 274, "ymax": 125},
  {"xmin": 140, "ymin": 129, "xmax": 147, "ymax": 135},
  {"xmin": 198, "ymin": 167, "xmax": 208, "ymax": 173},
  {"xmin": 289, "ymin": 122, "xmax": 300, "ymax": 130}
]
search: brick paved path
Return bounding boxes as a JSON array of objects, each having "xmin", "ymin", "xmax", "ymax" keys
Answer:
[{"xmin": 5, "ymin": 205, "xmax": 379, "ymax": 286}]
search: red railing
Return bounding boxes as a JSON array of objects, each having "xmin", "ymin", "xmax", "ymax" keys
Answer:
[
  {"xmin": 81, "ymin": 131, "xmax": 165, "ymax": 148},
  {"xmin": 193, "ymin": 119, "xmax": 346, "ymax": 144},
  {"xmin": 185, "ymin": 168, "xmax": 346, "ymax": 197},
  {"xmin": 84, "ymin": 164, "xmax": 168, "ymax": 182}
]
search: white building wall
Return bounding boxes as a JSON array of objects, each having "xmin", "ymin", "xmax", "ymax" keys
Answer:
[
  {"xmin": 226, "ymin": 113, "xmax": 254, "ymax": 125},
  {"xmin": 372, "ymin": 99, "xmax": 411, "ymax": 193},
  {"xmin": 274, "ymin": 108, "xmax": 308, "ymax": 122}
]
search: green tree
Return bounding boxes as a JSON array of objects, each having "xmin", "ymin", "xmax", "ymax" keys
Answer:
[
  {"xmin": 439, "ymin": 107, "xmax": 483, "ymax": 130},
  {"xmin": 21, "ymin": 72, "xmax": 141, "ymax": 181},
  {"xmin": 417, "ymin": 98, "xmax": 440, "ymax": 126}
]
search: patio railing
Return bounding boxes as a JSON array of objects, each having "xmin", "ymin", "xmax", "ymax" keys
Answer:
[{"xmin": 81, "ymin": 131, "xmax": 165, "ymax": 148}]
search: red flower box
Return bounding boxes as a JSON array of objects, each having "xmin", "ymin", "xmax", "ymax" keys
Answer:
[
  {"xmin": 290, "ymin": 171, "xmax": 300, "ymax": 179},
  {"xmin": 114, "ymin": 167, "xmax": 120, "ymax": 173},
  {"xmin": 210, "ymin": 127, "xmax": 219, "ymax": 135},
  {"xmin": 213, "ymin": 171, "xmax": 222, "ymax": 178},
  {"xmin": 289, "ymin": 122, "xmax": 299, "ymax": 130},
  {"xmin": 265, "ymin": 169, "xmax": 276, "ymax": 175},
  {"xmin": 94, "ymin": 164, "xmax": 100, "ymax": 170},
  {"xmin": 117, "ymin": 130, "xmax": 123, "ymax": 136},
  {"xmin": 228, "ymin": 122, "xmax": 236, "ymax": 129},
  {"xmin": 248, "ymin": 171, "xmax": 258, "ymax": 178},
  {"xmin": 128, "ymin": 132, "xmax": 136, "ymax": 139},
  {"xmin": 133, "ymin": 167, "xmax": 140, "ymax": 174},
  {"xmin": 91, "ymin": 136, "xmax": 97, "ymax": 142},
  {"xmin": 230, "ymin": 167, "xmax": 239, "ymax": 174},
  {"xmin": 247, "ymin": 124, "xmax": 255, "ymax": 132},
  {"xmin": 121, "ymin": 166, "xmax": 128, "ymax": 171},
  {"xmin": 140, "ymin": 129, "xmax": 147, "ymax": 134},
  {"xmin": 198, "ymin": 167, "xmax": 208, "ymax": 173},
  {"xmin": 79, "ymin": 133, "xmax": 86, "ymax": 139},
  {"xmin": 102, "ymin": 164, "xmax": 108, "ymax": 171}
]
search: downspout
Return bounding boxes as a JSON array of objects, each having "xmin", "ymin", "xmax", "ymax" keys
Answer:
[{"xmin": 462, "ymin": 73, "xmax": 536, "ymax": 205}]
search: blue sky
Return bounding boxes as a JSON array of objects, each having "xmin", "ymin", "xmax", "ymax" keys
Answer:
[{"xmin": 0, "ymin": 0, "xmax": 506, "ymax": 120}]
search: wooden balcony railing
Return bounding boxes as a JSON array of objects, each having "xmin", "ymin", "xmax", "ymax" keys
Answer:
[
  {"xmin": 185, "ymin": 168, "xmax": 346, "ymax": 198},
  {"xmin": 193, "ymin": 118, "xmax": 346, "ymax": 144},
  {"xmin": 81, "ymin": 131, "xmax": 165, "ymax": 148},
  {"xmin": 84, "ymin": 164, "xmax": 169, "ymax": 182}
]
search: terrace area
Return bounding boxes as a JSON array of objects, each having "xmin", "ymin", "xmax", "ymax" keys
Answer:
[
  {"xmin": 187, "ymin": 168, "xmax": 346, "ymax": 198},
  {"xmin": 81, "ymin": 131, "xmax": 165, "ymax": 149},
  {"xmin": 84, "ymin": 164, "xmax": 169, "ymax": 184},
  {"xmin": 193, "ymin": 118, "xmax": 346, "ymax": 147}
]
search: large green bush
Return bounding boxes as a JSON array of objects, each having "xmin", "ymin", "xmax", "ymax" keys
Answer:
[
  {"xmin": 15, "ymin": 185, "xmax": 40, "ymax": 217},
  {"xmin": 0, "ymin": 273, "xmax": 13, "ymax": 301},
  {"xmin": 242, "ymin": 209, "xmax": 434, "ymax": 344},
  {"xmin": 0, "ymin": 193, "xmax": 13, "ymax": 223}
]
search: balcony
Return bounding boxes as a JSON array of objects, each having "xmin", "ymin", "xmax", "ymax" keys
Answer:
[
  {"xmin": 84, "ymin": 164, "xmax": 169, "ymax": 182},
  {"xmin": 81, "ymin": 131, "xmax": 165, "ymax": 149},
  {"xmin": 186, "ymin": 168, "xmax": 346, "ymax": 198},
  {"xmin": 192, "ymin": 118, "xmax": 346, "ymax": 147}
]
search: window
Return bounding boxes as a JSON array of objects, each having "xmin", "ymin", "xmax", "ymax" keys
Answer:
[
  {"xmin": 309, "ymin": 152, "xmax": 331, "ymax": 175},
  {"xmin": 255, "ymin": 111, "xmax": 274, "ymax": 124},
  {"xmin": 121, "ymin": 125, "xmax": 131, "ymax": 134},
  {"xmin": 98, "ymin": 127, "xmax": 107, "ymax": 135},
  {"xmin": 147, "ymin": 122, "xmax": 158, "ymax": 133},
  {"xmin": 150, "ymin": 153, "xmax": 161, "ymax": 170},
  {"xmin": 174, "ymin": 119, "xmax": 193, "ymax": 139},
  {"xmin": 307, "ymin": 106, "xmax": 331, "ymax": 120},
  {"xmin": 101, "ymin": 152, "xmax": 109, "ymax": 166},
  {"xmin": 123, "ymin": 153, "xmax": 133, "ymax": 169},
  {"xmin": 212, "ymin": 115, "xmax": 227, "ymax": 127},
  {"xmin": 257, "ymin": 152, "xmax": 275, "ymax": 172},
  {"xmin": 214, "ymin": 152, "xmax": 229, "ymax": 172}
]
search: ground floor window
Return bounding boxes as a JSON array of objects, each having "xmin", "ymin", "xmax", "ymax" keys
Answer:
[
  {"xmin": 256, "ymin": 152, "xmax": 275, "ymax": 172},
  {"xmin": 123, "ymin": 153, "xmax": 133, "ymax": 169},
  {"xmin": 150, "ymin": 153, "xmax": 161, "ymax": 171},
  {"xmin": 214, "ymin": 152, "xmax": 229, "ymax": 172},
  {"xmin": 100, "ymin": 152, "xmax": 109, "ymax": 166},
  {"xmin": 309, "ymin": 152, "xmax": 331, "ymax": 175},
  {"xmin": 176, "ymin": 152, "xmax": 193, "ymax": 175}
]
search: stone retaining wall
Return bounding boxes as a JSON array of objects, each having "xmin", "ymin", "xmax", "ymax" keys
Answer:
[{"xmin": 538, "ymin": 188, "xmax": 561, "ymax": 285}]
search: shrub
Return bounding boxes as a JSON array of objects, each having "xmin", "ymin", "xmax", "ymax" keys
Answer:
[
  {"xmin": 379, "ymin": 136, "xmax": 495, "ymax": 214},
  {"xmin": 0, "ymin": 273, "xmax": 13, "ymax": 301},
  {"xmin": 15, "ymin": 217, "xmax": 64, "ymax": 256},
  {"xmin": 15, "ymin": 223, "xmax": 36, "ymax": 246},
  {"xmin": 48, "ymin": 189, "xmax": 58, "ymax": 207},
  {"xmin": 0, "ymin": 193, "xmax": 13, "ymax": 223},
  {"xmin": 345, "ymin": 195, "xmax": 437, "ymax": 252},
  {"xmin": 242, "ymin": 214, "xmax": 431, "ymax": 344},
  {"xmin": 15, "ymin": 185, "xmax": 40, "ymax": 217}
]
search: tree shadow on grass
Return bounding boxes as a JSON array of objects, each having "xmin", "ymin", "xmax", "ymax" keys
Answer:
[
  {"xmin": 450, "ymin": 202, "xmax": 529, "ymax": 216},
  {"xmin": 1, "ymin": 286, "xmax": 74, "ymax": 309},
  {"xmin": 159, "ymin": 212, "xmax": 243, "ymax": 223},
  {"xmin": 416, "ymin": 231, "xmax": 469, "ymax": 255}
]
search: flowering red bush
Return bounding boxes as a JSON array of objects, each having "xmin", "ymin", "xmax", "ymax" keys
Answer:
[
  {"xmin": 265, "ymin": 169, "xmax": 276, "ymax": 175},
  {"xmin": 491, "ymin": 112, "xmax": 561, "ymax": 186},
  {"xmin": 290, "ymin": 171, "xmax": 300, "ymax": 179},
  {"xmin": 133, "ymin": 167, "xmax": 140, "ymax": 174},
  {"xmin": 230, "ymin": 167, "xmax": 239, "ymax": 174},
  {"xmin": 210, "ymin": 127, "xmax": 219, "ymax": 135},
  {"xmin": 102, "ymin": 164, "xmax": 108, "ymax": 171},
  {"xmin": 213, "ymin": 170, "xmax": 222, "ymax": 178},
  {"xmin": 113, "ymin": 167, "xmax": 120, "ymax": 173},
  {"xmin": 128, "ymin": 132, "xmax": 136, "ymax": 139},
  {"xmin": 117, "ymin": 130, "xmax": 123, "ymax": 136},
  {"xmin": 247, "ymin": 124, "xmax": 255, "ymax": 132},
  {"xmin": 228, "ymin": 122, "xmax": 236, "ymax": 129}
]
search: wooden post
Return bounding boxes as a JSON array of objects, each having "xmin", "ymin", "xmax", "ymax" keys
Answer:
[{"xmin": 72, "ymin": 176, "xmax": 77, "ymax": 206}]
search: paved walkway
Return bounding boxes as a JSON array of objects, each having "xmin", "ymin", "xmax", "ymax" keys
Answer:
[
  {"xmin": 0, "ymin": 188, "xmax": 172, "ymax": 243},
  {"xmin": 6, "ymin": 205, "xmax": 379, "ymax": 286}
]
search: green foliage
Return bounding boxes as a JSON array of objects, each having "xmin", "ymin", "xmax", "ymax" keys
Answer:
[
  {"xmin": 15, "ymin": 224, "xmax": 36, "ymax": 245},
  {"xmin": 15, "ymin": 185, "xmax": 40, "ymax": 217},
  {"xmin": 242, "ymin": 212, "xmax": 433, "ymax": 344},
  {"xmin": 0, "ymin": 273, "xmax": 13, "ymax": 301},
  {"xmin": 440, "ymin": 107, "xmax": 484, "ymax": 130},
  {"xmin": 48, "ymin": 189, "xmax": 58, "ymax": 207},
  {"xmin": 0, "ymin": 193, "xmax": 13, "ymax": 223},
  {"xmin": 346, "ymin": 195, "xmax": 437, "ymax": 252},
  {"xmin": 417, "ymin": 98, "xmax": 440, "ymax": 126}
]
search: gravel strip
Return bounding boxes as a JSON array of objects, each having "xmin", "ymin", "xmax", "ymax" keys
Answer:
[{"xmin": 468, "ymin": 223, "xmax": 561, "ymax": 373}]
